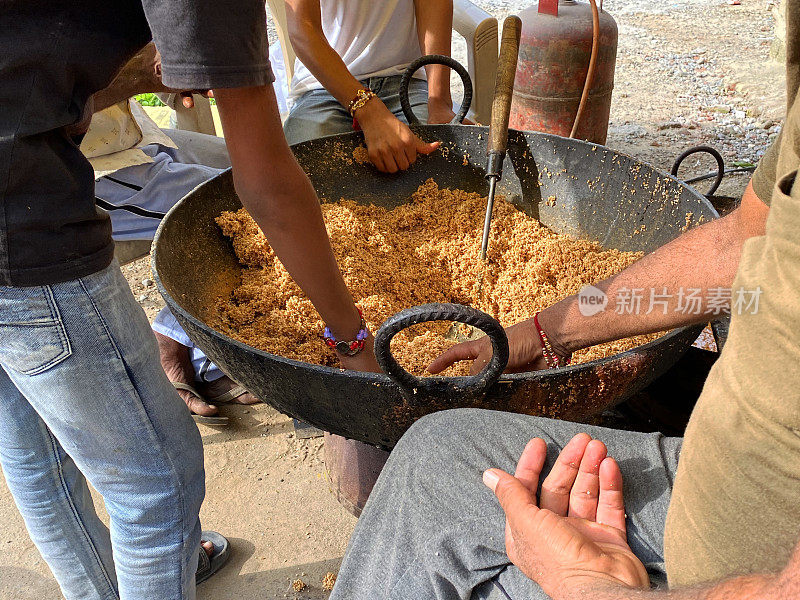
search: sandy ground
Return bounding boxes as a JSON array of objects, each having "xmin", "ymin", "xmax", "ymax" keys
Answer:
[{"xmin": 0, "ymin": 0, "xmax": 788, "ymax": 598}]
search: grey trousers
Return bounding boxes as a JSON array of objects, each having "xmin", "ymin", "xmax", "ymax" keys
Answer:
[{"xmin": 330, "ymin": 409, "xmax": 682, "ymax": 600}]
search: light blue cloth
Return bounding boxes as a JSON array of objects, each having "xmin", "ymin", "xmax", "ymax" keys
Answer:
[
  {"xmin": 97, "ymin": 129, "xmax": 228, "ymax": 382},
  {"xmin": 283, "ymin": 75, "xmax": 430, "ymax": 145},
  {"xmin": 0, "ymin": 260, "xmax": 205, "ymax": 599},
  {"xmin": 97, "ymin": 132, "xmax": 228, "ymax": 242}
]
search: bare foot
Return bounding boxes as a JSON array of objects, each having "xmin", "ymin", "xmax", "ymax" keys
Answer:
[
  {"xmin": 155, "ymin": 332, "xmax": 219, "ymax": 418},
  {"xmin": 202, "ymin": 376, "xmax": 261, "ymax": 405},
  {"xmin": 202, "ymin": 540, "xmax": 214, "ymax": 556}
]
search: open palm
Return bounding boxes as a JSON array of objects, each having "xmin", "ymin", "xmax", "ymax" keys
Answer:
[{"xmin": 484, "ymin": 434, "xmax": 650, "ymax": 598}]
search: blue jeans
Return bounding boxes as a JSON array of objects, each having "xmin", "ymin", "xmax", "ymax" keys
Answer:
[
  {"xmin": 0, "ymin": 261, "xmax": 204, "ymax": 599},
  {"xmin": 283, "ymin": 75, "xmax": 429, "ymax": 145}
]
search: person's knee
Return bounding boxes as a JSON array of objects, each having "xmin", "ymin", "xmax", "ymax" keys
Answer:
[
  {"xmin": 375, "ymin": 409, "xmax": 503, "ymax": 516},
  {"xmin": 392, "ymin": 408, "xmax": 495, "ymax": 468},
  {"xmin": 395, "ymin": 409, "xmax": 564, "ymax": 478},
  {"xmin": 401, "ymin": 408, "xmax": 482, "ymax": 444}
]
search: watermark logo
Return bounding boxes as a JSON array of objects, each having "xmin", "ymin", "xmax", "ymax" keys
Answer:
[
  {"xmin": 578, "ymin": 285, "xmax": 608, "ymax": 316},
  {"xmin": 576, "ymin": 286, "xmax": 762, "ymax": 317}
]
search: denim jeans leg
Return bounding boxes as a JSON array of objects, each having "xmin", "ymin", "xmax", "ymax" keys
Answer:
[
  {"xmin": 0, "ymin": 368, "xmax": 118, "ymax": 599},
  {"xmin": 0, "ymin": 262, "xmax": 205, "ymax": 600},
  {"xmin": 283, "ymin": 89, "xmax": 356, "ymax": 145},
  {"xmin": 283, "ymin": 77, "xmax": 432, "ymax": 145},
  {"xmin": 374, "ymin": 76, "xmax": 429, "ymax": 124}
]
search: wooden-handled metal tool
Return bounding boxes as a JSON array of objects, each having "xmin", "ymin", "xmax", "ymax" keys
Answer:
[
  {"xmin": 480, "ymin": 15, "xmax": 522, "ymax": 261},
  {"xmin": 447, "ymin": 16, "xmax": 521, "ymax": 343}
]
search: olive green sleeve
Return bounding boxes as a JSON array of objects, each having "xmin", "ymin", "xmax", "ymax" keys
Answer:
[
  {"xmin": 752, "ymin": 96, "xmax": 800, "ymax": 206},
  {"xmin": 751, "ymin": 133, "xmax": 781, "ymax": 206}
]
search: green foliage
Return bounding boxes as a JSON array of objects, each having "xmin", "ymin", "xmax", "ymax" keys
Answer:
[
  {"xmin": 134, "ymin": 93, "xmax": 166, "ymax": 107},
  {"xmin": 134, "ymin": 93, "xmax": 216, "ymax": 106}
]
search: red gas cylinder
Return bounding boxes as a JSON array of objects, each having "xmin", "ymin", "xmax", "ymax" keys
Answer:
[{"xmin": 510, "ymin": 0, "xmax": 618, "ymax": 144}]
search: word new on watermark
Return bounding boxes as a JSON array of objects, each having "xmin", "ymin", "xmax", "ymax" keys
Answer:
[{"xmin": 577, "ymin": 285, "xmax": 762, "ymax": 317}]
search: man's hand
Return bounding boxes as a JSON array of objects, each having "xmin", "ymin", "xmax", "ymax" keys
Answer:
[
  {"xmin": 429, "ymin": 318, "xmax": 545, "ymax": 375},
  {"xmin": 92, "ymin": 42, "xmax": 210, "ymax": 113},
  {"xmin": 356, "ymin": 98, "xmax": 440, "ymax": 173},
  {"xmin": 483, "ymin": 434, "xmax": 650, "ymax": 599},
  {"xmin": 429, "ymin": 315, "xmax": 570, "ymax": 375}
]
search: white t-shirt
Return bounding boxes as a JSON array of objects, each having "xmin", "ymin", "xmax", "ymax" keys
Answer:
[{"xmin": 289, "ymin": 0, "xmax": 423, "ymax": 100}]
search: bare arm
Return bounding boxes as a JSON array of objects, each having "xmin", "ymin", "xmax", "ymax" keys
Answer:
[
  {"xmin": 413, "ymin": 0, "xmax": 456, "ymax": 124},
  {"xmin": 284, "ymin": 0, "xmax": 439, "ymax": 172},
  {"xmin": 92, "ymin": 42, "xmax": 204, "ymax": 114},
  {"xmin": 213, "ymin": 84, "xmax": 379, "ymax": 372},
  {"xmin": 92, "ymin": 43, "xmax": 169, "ymax": 112},
  {"xmin": 284, "ymin": 0, "xmax": 363, "ymax": 110},
  {"xmin": 540, "ymin": 181, "xmax": 770, "ymax": 355},
  {"xmin": 430, "ymin": 181, "xmax": 770, "ymax": 374}
]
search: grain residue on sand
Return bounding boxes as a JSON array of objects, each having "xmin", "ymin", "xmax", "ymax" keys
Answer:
[
  {"xmin": 322, "ymin": 572, "xmax": 337, "ymax": 591},
  {"xmin": 212, "ymin": 180, "xmax": 661, "ymax": 376}
]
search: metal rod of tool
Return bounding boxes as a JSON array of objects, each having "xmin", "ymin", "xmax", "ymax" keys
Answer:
[{"xmin": 480, "ymin": 15, "xmax": 522, "ymax": 261}]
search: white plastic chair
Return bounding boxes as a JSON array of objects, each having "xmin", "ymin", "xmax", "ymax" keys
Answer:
[{"xmin": 266, "ymin": 0, "xmax": 498, "ymax": 124}]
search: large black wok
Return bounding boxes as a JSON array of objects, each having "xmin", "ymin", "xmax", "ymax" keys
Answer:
[{"xmin": 153, "ymin": 124, "xmax": 717, "ymax": 449}]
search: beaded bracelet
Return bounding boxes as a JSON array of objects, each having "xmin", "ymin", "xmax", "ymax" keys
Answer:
[
  {"xmin": 533, "ymin": 312, "xmax": 571, "ymax": 369},
  {"xmin": 348, "ymin": 88, "xmax": 377, "ymax": 117},
  {"xmin": 323, "ymin": 309, "xmax": 369, "ymax": 357}
]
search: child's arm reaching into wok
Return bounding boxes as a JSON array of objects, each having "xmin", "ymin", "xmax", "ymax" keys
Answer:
[{"xmin": 214, "ymin": 84, "xmax": 380, "ymax": 373}]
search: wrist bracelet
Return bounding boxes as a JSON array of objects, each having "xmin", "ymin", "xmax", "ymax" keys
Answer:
[
  {"xmin": 533, "ymin": 312, "xmax": 571, "ymax": 369},
  {"xmin": 348, "ymin": 88, "xmax": 377, "ymax": 117},
  {"xmin": 323, "ymin": 309, "xmax": 369, "ymax": 357}
]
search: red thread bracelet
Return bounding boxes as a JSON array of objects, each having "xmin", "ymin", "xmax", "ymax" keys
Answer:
[{"xmin": 533, "ymin": 312, "xmax": 571, "ymax": 369}]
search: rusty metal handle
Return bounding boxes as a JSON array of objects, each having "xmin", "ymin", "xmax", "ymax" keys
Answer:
[
  {"xmin": 487, "ymin": 16, "xmax": 522, "ymax": 159},
  {"xmin": 399, "ymin": 55, "xmax": 473, "ymax": 125},
  {"xmin": 711, "ymin": 315, "xmax": 729, "ymax": 352},
  {"xmin": 374, "ymin": 303, "xmax": 509, "ymax": 400}
]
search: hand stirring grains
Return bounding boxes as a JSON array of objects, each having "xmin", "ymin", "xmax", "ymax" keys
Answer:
[{"xmin": 212, "ymin": 180, "xmax": 663, "ymax": 376}]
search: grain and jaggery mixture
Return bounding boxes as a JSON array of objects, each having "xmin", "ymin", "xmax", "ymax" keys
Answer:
[
  {"xmin": 321, "ymin": 572, "xmax": 337, "ymax": 591},
  {"xmin": 212, "ymin": 180, "xmax": 661, "ymax": 376},
  {"xmin": 352, "ymin": 144, "xmax": 370, "ymax": 165}
]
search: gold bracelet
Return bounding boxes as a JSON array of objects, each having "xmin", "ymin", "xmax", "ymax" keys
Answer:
[{"xmin": 348, "ymin": 89, "xmax": 377, "ymax": 117}]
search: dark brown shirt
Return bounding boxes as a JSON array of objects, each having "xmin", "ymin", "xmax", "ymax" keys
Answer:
[{"xmin": 0, "ymin": 0, "xmax": 273, "ymax": 286}]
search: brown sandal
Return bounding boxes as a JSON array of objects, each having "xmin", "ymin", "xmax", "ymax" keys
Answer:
[
  {"xmin": 206, "ymin": 384, "xmax": 249, "ymax": 404},
  {"xmin": 171, "ymin": 382, "xmax": 229, "ymax": 426}
]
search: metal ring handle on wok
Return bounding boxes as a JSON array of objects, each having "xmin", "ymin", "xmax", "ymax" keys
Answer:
[
  {"xmin": 374, "ymin": 303, "xmax": 509, "ymax": 403},
  {"xmin": 671, "ymin": 145, "xmax": 725, "ymax": 197},
  {"xmin": 399, "ymin": 55, "xmax": 473, "ymax": 125}
]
